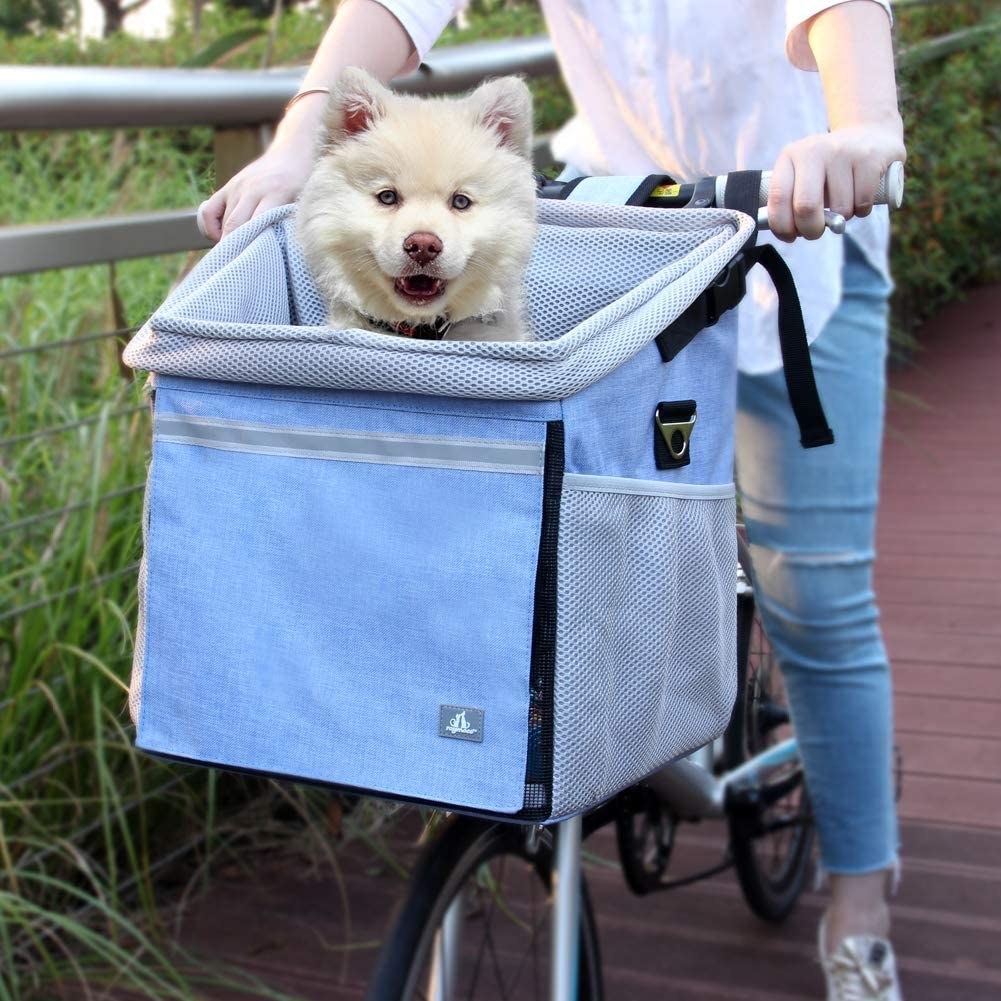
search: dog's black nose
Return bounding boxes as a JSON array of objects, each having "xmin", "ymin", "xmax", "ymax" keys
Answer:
[{"xmin": 403, "ymin": 232, "xmax": 443, "ymax": 266}]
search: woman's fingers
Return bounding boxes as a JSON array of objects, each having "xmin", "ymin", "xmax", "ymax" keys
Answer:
[
  {"xmin": 220, "ymin": 189, "xmax": 263, "ymax": 239},
  {"xmin": 767, "ymin": 127, "xmax": 905, "ymax": 240},
  {"xmin": 824, "ymin": 158, "xmax": 856, "ymax": 223},
  {"xmin": 198, "ymin": 188, "xmax": 228, "ymax": 243},
  {"xmin": 768, "ymin": 147, "xmax": 828, "ymax": 242},
  {"xmin": 850, "ymin": 158, "xmax": 883, "ymax": 219},
  {"xmin": 766, "ymin": 152, "xmax": 797, "ymax": 241},
  {"xmin": 198, "ymin": 148, "xmax": 316, "ymax": 243}
]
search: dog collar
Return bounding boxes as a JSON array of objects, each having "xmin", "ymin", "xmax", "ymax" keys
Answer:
[{"xmin": 366, "ymin": 315, "xmax": 453, "ymax": 341}]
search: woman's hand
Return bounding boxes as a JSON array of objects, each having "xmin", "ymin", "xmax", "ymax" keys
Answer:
[
  {"xmin": 766, "ymin": 122, "xmax": 906, "ymax": 241},
  {"xmin": 198, "ymin": 90, "xmax": 328, "ymax": 242},
  {"xmin": 195, "ymin": 0, "xmax": 421, "ymax": 242},
  {"xmin": 198, "ymin": 135, "xmax": 318, "ymax": 243}
]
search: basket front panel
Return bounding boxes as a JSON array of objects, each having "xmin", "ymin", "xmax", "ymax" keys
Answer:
[{"xmin": 134, "ymin": 380, "xmax": 551, "ymax": 815}]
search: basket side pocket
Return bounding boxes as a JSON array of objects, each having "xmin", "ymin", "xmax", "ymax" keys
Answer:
[{"xmin": 550, "ymin": 476, "xmax": 738, "ymax": 818}]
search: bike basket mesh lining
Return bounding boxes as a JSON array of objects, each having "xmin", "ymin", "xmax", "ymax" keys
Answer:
[
  {"xmin": 550, "ymin": 484, "xmax": 738, "ymax": 818},
  {"xmin": 122, "ymin": 201, "xmax": 754, "ymax": 401}
]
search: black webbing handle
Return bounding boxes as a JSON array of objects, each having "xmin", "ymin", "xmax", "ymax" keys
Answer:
[
  {"xmin": 722, "ymin": 170, "xmax": 764, "ymax": 249},
  {"xmin": 723, "ymin": 170, "xmax": 834, "ymax": 448},
  {"xmin": 747, "ymin": 244, "xmax": 835, "ymax": 448}
]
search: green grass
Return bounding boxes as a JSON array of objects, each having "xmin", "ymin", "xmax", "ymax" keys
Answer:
[{"xmin": 0, "ymin": 87, "xmax": 317, "ymax": 1001}]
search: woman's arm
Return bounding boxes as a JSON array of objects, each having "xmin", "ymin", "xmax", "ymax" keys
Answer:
[
  {"xmin": 768, "ymin": 0, "xmax": 906, "ymax": 241},
  {"xmin": 199, "ymin": 0, "xmax": 452, "ymax": 241}
]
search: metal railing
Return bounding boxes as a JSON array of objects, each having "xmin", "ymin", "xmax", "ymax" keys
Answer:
[{"xmin": 0, "ymin": 37, "xmax": 558, "ymax": 276}]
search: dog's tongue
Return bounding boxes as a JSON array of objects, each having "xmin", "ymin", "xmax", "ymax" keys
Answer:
[{"xmin": 398, "ymin": 275, "xmax": 444, "ymax": 299}]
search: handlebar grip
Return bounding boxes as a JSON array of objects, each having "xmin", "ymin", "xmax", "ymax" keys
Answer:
[
  {"xmin": 716, "ymin": 160, "xmax": 905, "ymax": 211},
  {"xmin": 879, "ymin": 160, "xmax": 906, "ymax": 209}
]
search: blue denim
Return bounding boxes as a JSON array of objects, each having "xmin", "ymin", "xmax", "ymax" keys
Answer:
[{"xmin": 736, "ymin": 238, "xmax": 897, "ymax": 874}]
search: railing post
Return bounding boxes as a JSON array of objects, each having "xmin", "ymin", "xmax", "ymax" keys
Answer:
[{"xmin": 212, "ymin": 123, "xmax": 274, "ymax": 186}]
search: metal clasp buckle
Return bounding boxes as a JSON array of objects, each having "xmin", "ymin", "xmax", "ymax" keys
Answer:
[{"xmin": 655, "ymin": 403, "xmax": 698, "ymax": 461}]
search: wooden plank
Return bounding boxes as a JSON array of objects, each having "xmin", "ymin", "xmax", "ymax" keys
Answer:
[
  {"xmin": 876, "ymin": 531, "xmax": 1001, "ymax": 559},
  {"xmin": 884, "ymin": 624, "xmax": 1001, "ymax": 666},
  {"xmin": 876, "ymin": 601, "xmax": 1001, "ymax": 635},
  {"xmin": 898, "ymin": 774, "xmax": 1001, "ymax": 829},
  {"xmin": 894, "ymin": 692, "xmax": 1001, "ymax": 736},
  {"xmin": 877, "ymin": 576, "xmax": 1001, "ymax": 607},
  {"xmin": 879, "ymin": 493, "xmax": 1001, "ymax": 517},
  {"xmin": 876, "ymin": 554, "xmax": 996, "ymax": 583},
  {"xmin": 898, "ymin": 819, "xmax": 1001, "ymax": 869},
  {"xmin": 891, "ymin": 662, "xmax": 1001, "ymax": 699},
  {"xmin": 897, "ymin": 731, "xmax": 1001, "ymax": 781}
]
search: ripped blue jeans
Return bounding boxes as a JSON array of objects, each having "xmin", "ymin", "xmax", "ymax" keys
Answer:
[{"xmin": 736, "ymin": 237, "xmax": 897, "ymax": 874}]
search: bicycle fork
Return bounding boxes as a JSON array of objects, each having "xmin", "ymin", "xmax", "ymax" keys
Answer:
[
  {"xmin": 429, "ymin": 814, "xmax": 585, "ymax": 1001},
  {"xmin": 552, "ymin": 813, "xmax": 584, "ymax": 1001}
]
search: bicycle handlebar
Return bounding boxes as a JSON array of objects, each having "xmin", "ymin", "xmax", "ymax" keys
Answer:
[
  {"xmin": 747, "ymin": 160, "xmax": 904, "ymax": 233},
  {"xmin": 715, "ymin": 160, "xmax": 905, "ymax": 213},
  {"xmin": 538, "ymin": 161, "xmax": 905, "ymax": 235}
]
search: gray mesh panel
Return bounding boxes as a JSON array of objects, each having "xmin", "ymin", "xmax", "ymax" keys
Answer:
[
  {"xmin": 550, "ymin": 485, "xmax": 738, "ymax": 818},
  {"xmin": 123, "ymin": 202, "xmax": 754, "ymax": 401}
]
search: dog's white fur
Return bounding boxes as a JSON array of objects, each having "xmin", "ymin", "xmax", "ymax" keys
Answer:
[{"xmin": 296, "ymin": 69, "xmax": 538, "ymax": 341}]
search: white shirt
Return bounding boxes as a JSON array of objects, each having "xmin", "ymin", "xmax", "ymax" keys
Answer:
[{"xmin": 378, "ymin": 0, "xmax": 893, "ymax": 373}]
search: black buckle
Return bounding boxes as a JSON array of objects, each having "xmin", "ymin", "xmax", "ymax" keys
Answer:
[
  {"xmin": 655, "ymin": 253, "xmax": 747, "ymax": 363},
  {"xmin": 704, "ymin": 254, "xmax": 746, "ymax": 327}
]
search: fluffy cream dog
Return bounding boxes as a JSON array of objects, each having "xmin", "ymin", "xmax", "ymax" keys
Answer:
[{"xmin": 297, "ymin": 68, "xmax": 538, "ymax": 342}]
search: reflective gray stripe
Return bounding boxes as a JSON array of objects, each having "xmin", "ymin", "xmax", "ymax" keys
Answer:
[
  {"xmin": 154, "ymin": 412, "xmax": 545, "ymax": 474},
  {"xmin": 562, "ymin": 472, "xmax": 734, "ymax": 499}
]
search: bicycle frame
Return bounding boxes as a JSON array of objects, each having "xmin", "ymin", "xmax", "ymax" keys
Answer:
[{"xmin": 548, "ymin": 737, "xmax": 802, "ymax": 1000}]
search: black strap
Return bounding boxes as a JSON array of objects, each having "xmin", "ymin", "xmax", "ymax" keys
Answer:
[
  {"xmin": 722, "ymin": 170, "xmax": 764, "ymax": 249},
  {"xmin": 535, "ymin": 173, "xmax": 589, "ymax": 200},
  {"xmin": 656, "ymin": 253, "xmax": 746, "ymax": 363},
  {"xmin": 746, "ymin": 244, "xmax": 835, "ymax": 448},
  {"xmin": 625, "ymin": 174, "xmax": 677, "ymax": 206}
]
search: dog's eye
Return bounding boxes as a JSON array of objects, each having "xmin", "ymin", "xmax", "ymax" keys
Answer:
[
  {"xmin": 376, "ymin": 189, "xmax": 399, "ymax": 206},
  {"xmin": 451, "ymin": 193, "xmax": 472, "ymax": 211}
]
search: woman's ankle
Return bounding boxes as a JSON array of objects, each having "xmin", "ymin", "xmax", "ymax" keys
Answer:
[{"xmin": 823, "ymin": 869, "xmax": 893, "ymax": 952}]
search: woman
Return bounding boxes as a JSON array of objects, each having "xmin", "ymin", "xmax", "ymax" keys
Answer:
[{"xmin": 200, "ymin": 3, "xmax": 907, "ymax": 997}]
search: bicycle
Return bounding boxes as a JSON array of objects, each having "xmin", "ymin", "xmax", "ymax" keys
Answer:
[{"xmin": 363, "ymin": 165, "xmax": 905, "ymax": 1001}]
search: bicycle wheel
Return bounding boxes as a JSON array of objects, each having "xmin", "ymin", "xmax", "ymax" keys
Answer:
[
  {"xmin": 366, "ymin": 815, "xmax": 604, "ymax": 1001},
  {"xmin": 724, "ymin": 536, "xmax": 815, "ymax": 922}
]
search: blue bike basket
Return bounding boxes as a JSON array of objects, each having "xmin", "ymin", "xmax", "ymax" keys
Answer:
[{"xmin": 124, "ymin": 197, "xmax": 753, "ymax": 822}]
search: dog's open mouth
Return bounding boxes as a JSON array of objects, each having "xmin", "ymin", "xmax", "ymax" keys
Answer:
[{"xmin": 394, "ymin": 275, "xmax": 446, "ymax": 304}]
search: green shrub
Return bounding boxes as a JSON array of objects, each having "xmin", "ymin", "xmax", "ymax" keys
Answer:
[
  {"xmin": 0, "ymin": 0, "xmax": 69, "ymax": 37},
  {"xmin": 892, "ymin": 0, "xmax": 1001, "ymax": 346}
]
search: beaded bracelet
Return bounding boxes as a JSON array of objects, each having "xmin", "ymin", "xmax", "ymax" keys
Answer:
[{"xmin": 284, "ymin": 87, "xmax": 331, "ymax": 113}]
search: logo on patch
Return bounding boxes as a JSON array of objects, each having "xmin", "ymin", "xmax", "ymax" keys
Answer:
[{"xmin": 440, "ymin": 705, "xmax": 484, "ymax": 743}]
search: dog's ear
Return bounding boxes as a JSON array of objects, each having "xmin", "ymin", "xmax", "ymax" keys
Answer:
[
  {"xmin": 466, "ymin": 76, "xmax": 534, "ymax": 160},
  {"xmin": 322, "ymin": 68, "xmax": 391, "ymax": 144}
]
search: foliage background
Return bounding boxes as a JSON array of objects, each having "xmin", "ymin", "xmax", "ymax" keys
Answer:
[{"xmin": 0, "ymin": 0, "xmax": 998, "ymax": 997}]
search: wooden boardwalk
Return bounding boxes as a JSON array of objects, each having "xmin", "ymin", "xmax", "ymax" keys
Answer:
[{"xmin": 174, "ymin": 285, "xmax": 1001, "ymax": 1000}]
